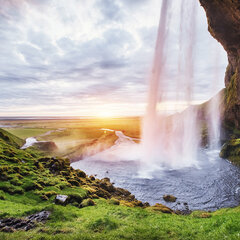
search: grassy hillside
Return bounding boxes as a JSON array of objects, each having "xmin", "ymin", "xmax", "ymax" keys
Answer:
[
  {"xmin": 0, "ymin": 128, "xmax": 239, "ymax": 240},
  {"xmin": 0, "ymin": 128, "xmax": 24, "ymax": 148},
  {"xmin": 5, "ymin": 128, "xmax": 54, "ymax": 140}
]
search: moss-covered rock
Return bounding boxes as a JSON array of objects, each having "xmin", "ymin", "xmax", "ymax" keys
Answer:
[
  {"xmin": 109, "ymin": 198, "xmax": 120, "ymax": 205},
  {"xmin": 23, "ymin": 181, "xmax": 43, "ymax": 191},
  {"xmin": 147, "ymin": 204, "xmax": 173, "ymax": 214},
  {"xmin": 220, "ymin": 139, "xmax": 240, "ymax": 165},
  {"xmin": 80, "ymin": 198, "xmax": 95, "ymax": 208},
  {"xmin": 163, "ymin": 195, "xmax": 177, "ymax": 202}
]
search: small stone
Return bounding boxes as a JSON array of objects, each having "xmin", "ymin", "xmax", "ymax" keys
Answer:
[{"xmin": 55, "ymin": 195, "xmax": 68, "ymax": 205}]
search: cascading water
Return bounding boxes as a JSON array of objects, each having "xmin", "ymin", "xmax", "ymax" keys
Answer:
[
  {"xmin": 140, "ymin": 0, "xmax": 199, "ymax": 176},
  {"xmin": 207, "ymin": 47, "xmax": 222, "ymax": 150},
  {"xmin": 72, "ymin": 0, "xmax": 239, "ymax": 212}
]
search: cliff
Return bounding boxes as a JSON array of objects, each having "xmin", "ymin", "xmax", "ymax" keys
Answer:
[{"xmin": 200, "ymin": 0, "xmax": 240, "ymax": 128}]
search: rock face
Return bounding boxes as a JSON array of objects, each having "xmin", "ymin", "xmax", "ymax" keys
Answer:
[{"xmin": 200, "ymin": 0, "xmax": 240, "ymax": 128}]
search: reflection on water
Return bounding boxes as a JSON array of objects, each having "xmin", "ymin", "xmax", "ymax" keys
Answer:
[{"xmin": 72, "ymin": 148, "xmax": 240, "ymax": 211}]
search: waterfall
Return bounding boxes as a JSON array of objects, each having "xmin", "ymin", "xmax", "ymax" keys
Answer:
[
  {"xmin": 140, "ymin": 0, "xmax": 199, "ymax": 177},
  {"xmin": 207, "ymin": 47, "xmax": 221, "ymax": 150}
]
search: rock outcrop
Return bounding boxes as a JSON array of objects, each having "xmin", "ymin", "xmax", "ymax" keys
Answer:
[
  {"xmin": 220, "ymin": 138, "xmax": 240, "ymax": 165},
  {"xmin": 200, "ymin": 0, "xmax": 240, "ymax": 128},
  {"xmin": 0, "ymin": 211, "xmax": 51, "ymax": 232}
]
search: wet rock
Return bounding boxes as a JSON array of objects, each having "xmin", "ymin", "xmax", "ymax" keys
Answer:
[
  {"xmin": 0, "ymin": 211, "xmax": 51, "ymax": 232},
  {"xmin": 174, "ymin": 202, "xmax": 192, "ymax": 215},
  {"xmin": 163, "ymin": 195, "xmax": 177, "ymax": 202},
  {"xmin": 102, "ymin": 177, "xmax": 110, "ymax": 182},
  {"xmin": 55, "ymin": 195, "xmax": 68, "ymax": 205},
  {"xmin": 143, "ymin": 202, "xmax": 150, "ymax": 207}
]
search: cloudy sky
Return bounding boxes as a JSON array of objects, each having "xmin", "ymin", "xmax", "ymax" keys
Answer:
[{"xmin": 0, "ymin": 0, "xmax": 227, "ymax": 117}]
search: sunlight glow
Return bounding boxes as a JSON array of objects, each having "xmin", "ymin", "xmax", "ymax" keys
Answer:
[{"xmin": 95, "ymin": 109, "xmax": 116, "ymax": 118}]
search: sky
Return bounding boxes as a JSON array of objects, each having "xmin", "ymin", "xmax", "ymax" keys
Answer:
[{"xmin": 0, "ymin": 0, "xmax": 228, "ymax": 117}]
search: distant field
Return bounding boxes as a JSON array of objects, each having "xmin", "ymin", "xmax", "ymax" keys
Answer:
[
  {"xmin": 4, "ymin": 128, "xmax": 56, "ymax": 139},
  {"xmin": 0, "ymin": 117, "xmax": 141, "ymax": 139},
  {"xmin": 0, "ymin": 117, "xmax": 141, "ymax": 159}
]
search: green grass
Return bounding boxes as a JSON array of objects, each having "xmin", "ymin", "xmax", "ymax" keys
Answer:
[
  {"xmin": 0, "ymin": 127, "xmax": 240, "ymax": 240},
  {"xmin": 0, "ymin": 199, "xmax": 239, "ymax": 240},
  {"xmin": 0, "ymin": 128, "xmax": 24, "ymax": 147}
]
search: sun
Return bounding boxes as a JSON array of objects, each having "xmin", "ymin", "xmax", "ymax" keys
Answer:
[{"xmin": 95, "ymin": 110, "xmax": 115, "ymax": 118}]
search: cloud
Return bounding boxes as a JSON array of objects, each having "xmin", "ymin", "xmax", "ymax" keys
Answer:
[{"xmin": 0, "ymin": 0, "xmax": 228, "ymax": 116}]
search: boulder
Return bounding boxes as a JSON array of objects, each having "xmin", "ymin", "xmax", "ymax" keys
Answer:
[{"xmin": 163, "ymin": 195, "xmax": 177, "ymax": 202}]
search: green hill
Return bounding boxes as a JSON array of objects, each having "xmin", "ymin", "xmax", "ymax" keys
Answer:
[
  {"xmin": 0, "ymin": 128, "xmax": 24, "ymax": 148},
  {"xmin": 0, "ymin": 129, "xmax": 239, "ymax": 240}
]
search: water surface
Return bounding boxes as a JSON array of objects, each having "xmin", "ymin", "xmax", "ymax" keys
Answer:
[{"xmin": 72, "ymin": 149, "xmax": 240, "ymax": 211}]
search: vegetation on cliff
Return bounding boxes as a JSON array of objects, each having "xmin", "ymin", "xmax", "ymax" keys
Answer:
[{"xmin": 220, "ymin": 139, "xmax": 240, "ymax": 165}]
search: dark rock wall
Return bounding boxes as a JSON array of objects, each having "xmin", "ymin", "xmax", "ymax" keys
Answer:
[{"xmin": 200, "ymin": 0, "xmax": 240, "ymax": 128}]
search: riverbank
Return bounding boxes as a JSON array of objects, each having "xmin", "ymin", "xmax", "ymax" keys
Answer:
[{"xmin": 0, "ymin": 128, "xmax": 240, "ymax": 240}]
